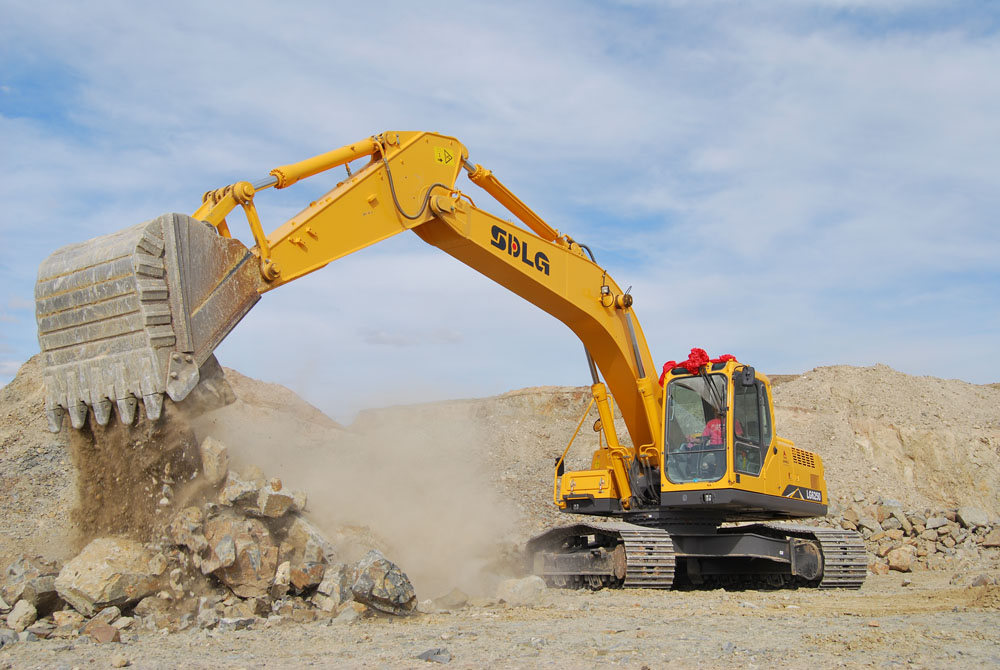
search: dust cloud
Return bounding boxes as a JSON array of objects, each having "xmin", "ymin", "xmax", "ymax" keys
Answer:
[{"xmin": 188, "ymin": 396, "xmax": 521, "ymax": 600}]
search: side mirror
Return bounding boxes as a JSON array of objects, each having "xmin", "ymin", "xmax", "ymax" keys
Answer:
[{"xmin": 741, "ymin": 366, "xmax": 756, "ymax": 387}]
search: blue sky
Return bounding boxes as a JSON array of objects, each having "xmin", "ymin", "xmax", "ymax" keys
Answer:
[{"xmin": 1, "ymin": 0, "xmax": 997, "ymax": 421}]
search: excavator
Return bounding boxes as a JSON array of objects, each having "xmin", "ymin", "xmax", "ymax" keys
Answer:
[{"xmin": 35, "ymin": 131, "xmax": 866, "ymax": 590}]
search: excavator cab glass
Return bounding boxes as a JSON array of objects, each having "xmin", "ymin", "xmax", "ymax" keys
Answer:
[{"xmin": 664, "ymin": 374, "xmax": 728, "ymax": 484}]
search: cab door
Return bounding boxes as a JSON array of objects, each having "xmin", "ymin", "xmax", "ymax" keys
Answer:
[{"xmin": 731, "ymin": 375, "xmax": 773, "ymax": 479}]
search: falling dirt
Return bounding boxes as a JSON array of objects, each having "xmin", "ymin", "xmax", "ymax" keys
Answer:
[{"xmin": 67, "ymin": 403, "xmax": 201, "ymax": 543}]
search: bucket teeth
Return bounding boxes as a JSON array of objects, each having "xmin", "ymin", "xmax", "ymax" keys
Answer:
[
  {"xmin": 93, "ymin": 399, "xmax": 113, "ymax": 426},
  {"xmin": 69, "ymin": 404, "xmax": 88, "ymax": 430},
  {"xmin": 46, "ymin": 407, "xmax": 65, "ymax": 433},
  {"xmin": 117, "ymin": 396, "xmax": 138, "ymax": 425},
  {"xmin": 144, "ymin": 393, "xmax": 164, "ymax": 421}
]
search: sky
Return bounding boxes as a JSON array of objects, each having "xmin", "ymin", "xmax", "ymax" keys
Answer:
[{"xmin": 1, "ymin": 0, "xmax": 998, "ymax": 422}]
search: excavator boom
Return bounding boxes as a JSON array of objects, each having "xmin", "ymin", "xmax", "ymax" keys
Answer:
[{"xmin": 36, "ymin": 131, "xmax": 661, "ymax": 469}]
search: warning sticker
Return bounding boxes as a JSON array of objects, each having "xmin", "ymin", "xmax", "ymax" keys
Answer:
[{"xmin": 434, "ymin": 147, "xmax": 455, "ymax": 165}]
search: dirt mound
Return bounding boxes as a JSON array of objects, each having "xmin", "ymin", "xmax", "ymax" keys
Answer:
[
  {"xmin": 0, "ymin": 356, "xmax": 75, "ymax": 568},
  {"xmin": 772, "ymin": 364, "xmax": 1000, "ymax": 515}
]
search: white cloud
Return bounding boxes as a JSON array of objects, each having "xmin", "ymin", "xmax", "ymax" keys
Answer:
[{"xmin": 1, "ymin": 1, "xmax": 998, "ymax": 426}]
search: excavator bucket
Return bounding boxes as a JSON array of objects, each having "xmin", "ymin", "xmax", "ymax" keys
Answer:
[{"xmin": 35, "ymin": 213, "xmax": 262, "ymax": 432}]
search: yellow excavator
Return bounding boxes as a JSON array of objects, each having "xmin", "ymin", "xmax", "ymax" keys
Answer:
[{"xmin": 35, "ymin": 131, "xmax": 865, "ymax": 589}]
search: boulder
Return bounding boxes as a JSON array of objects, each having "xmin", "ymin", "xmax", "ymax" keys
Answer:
[
  {"xmin": 313, "ymin": 563, "xmax": 354, "ymax": 611},
  {"xmin": 199, "ymin": 437, "xmax": 230, "ymax": 486},
  {"xmin": 2, "ymin": 556, "xmax": 62, "ymax": 613},
  {"xmin": 54, "ymin": 538, "xmax": 161, "ymax": 617},
  {"xmin": 956, "ymin": 507, "xmax": 989, "ymax": 529},
  {"xmin": 218, "ymin": 471, "xmax": 259, "ymax": 507},
  {"xmin": 497, "ymin": 575, "xmax": 547, "ymax": 606},
  {"xmin": 925, "ymin": 516, "xmax": 949, "ymax": 530},
  {"xmin": 857, "ymin": 515, "xmax": 882, "ymax": 534},
  {"xmin": 257, "ymin": 485, "xmax": 296, "ymax": 518},
  {"xmin": 281, "ymin": 516, "xmax": 335, "ymax": 591},
  {"xmin": 886, "ymin": 547, "xmax": 914, "ymax": 573},
  {"xmin": 202, "ymin": 512, "xmax": 278, "ymax": 598},
  {"xmin": 271, "ymin": 561, "xmax": 290, "ymax": 599},
  {"xmin": 350, "ymin": 550, "xmax": 416, "ymax": 615},
  {"xmin": 6, "ymin": 600, "xmax": 37, "ymax": 632},
  {"xmin": 982, "ymin": 528, "xmax": 1000, "ymax": 548}
]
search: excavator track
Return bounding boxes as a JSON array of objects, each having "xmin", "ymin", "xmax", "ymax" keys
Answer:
[
  {"xmin": 619, "ymin": 526, "xmax": 676, "ymax": 589},
  {"xmin": 759, "ymin": 523, "xmax": 867, "ymax": 589},
  {"xmin": 527, "ymin": 521, "xmax": 676, "ymax": 589}
]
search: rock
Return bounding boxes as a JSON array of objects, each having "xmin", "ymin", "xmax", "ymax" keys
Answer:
[
  {"xmin": 981, "ymin": 528, "xmax": 1000, "ymax": 548},
  {"xmin": 315, "ymin": 564, "xmax": 354, "ymax": 606},
  {"xmin": 0, "ymin": 628, "xmax": 17, "ymax": 648},
  {"xmin": 217, "ymin": 616, "xmax": 256, "ymax": 631},
  {"xmin": 52, "ymin": 610, "xmax": 85, "ymax": 628},
  {"xmin": 111, "ymin": 654, "xmax": 131, "ymax": 668},
  {"xmin": 925, "ymin": 516, "xmax": 949, "ymax": 530},
  {"xmin": 892, "ymin": 511, "xmax": 913, "ymax": 535},
  {"xmin": 85, "ymin": 621, "xmax": 120, "ymax": 644},
  {"xmin": 886, "ymin": 547, "xmax": 914, "ymax": 572},
  {"xmin": 881, "ymin": 517, "xmax": 902, "ymax": 531},
  {"xmin": 956, "ymin": 507, "xmax": 989, "ymax": 529},
  {"xmin": 258, "ymin": 485, "xmax": 296, "ymax": 518},
  {"xmin": 332, "ymin": 605, "xmax": 360, "ymax": 624},
  {"xmin": 290, "ymin": 561, "xmax": 326, "ymax": 592},
  {"xmin": 199, "ymin": 436, "xmax": 230, "ymax": 486},
  {"xmin": 281, "ymin": 516, "xmax": 335, "ymax": 591},
  {"xmin": 168, "ymin": 507, "xmax": 208, "ymax": 554},
  {"xmin": 112, "ymin": 616, "xmax": 134, "ymax": 630},
  {"xmin": 218, "ymin": 471, "xmax": 259, "ymax": 507},
  {"xmin": 55, "ymin": 539, "xmax": 162, "ymax": 618},
  {"xmin": 970, "ymin": 574, "xmax": 995, "ymax": 587},
  {"xmin": 25, "ymin": 621, "xmax": 53, "ymax": 639},
  {"xmin": 2, "ymin": 556, "xmax": 61, "ymax": 614},
  {"xmin": 919, "ymin": 529, "xmax": 938, "ymax": 541},
  {"xmin": 271, "ymin": 561, "xmax": 291, "ymax": 599},
  {"xmin": 16, "ymin": 631, "xmax": 37, "ymax": 642},
  {"xmin": 350, "ymin": 550, "xmax": 416, "ymax": 615},
  {"xmin": 886, "ymin": 529, "xmax": 905, "ymax": 541},
  {"xmin": 857, "ymin": 515, "xmax": 882, "ymax": 534},
  {"xmin": 433, "ymin": 587, "xmax": 469, "ymax": 610},
  {"xmin": 6, "ymin": 600, "xmax": 37, "ymax": 631},
  {"xmin": 417, "ymin": 647, "xmax": 452, "ymax": 664},
  {"xmin": 91, "ymin": 605, "xmax": 121, "ymax": 626},
  {"xmin": 202, "ymin": 512, "xmax": 278, "ymax": 598},
  {"xmin": 842, "ymin": 507, "xmax": 860, "ymax": 524},
  {"xmin": 497, "ymin": 576, "xmax": 547, "ymax": 607}
]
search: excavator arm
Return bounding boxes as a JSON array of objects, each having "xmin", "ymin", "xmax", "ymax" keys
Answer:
[{"xmin": 35, "ymin": 132, "xmax": 663, "ymax": 504}]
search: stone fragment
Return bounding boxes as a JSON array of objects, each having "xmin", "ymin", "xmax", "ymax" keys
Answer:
[
  {"xmin": 971, "ymin": 574, "xmax": 995, "ymax": 587},
  {"xmin": 290, "ymin": 562, "xmax": 326, "ymax": 592},
  {"xmin": 169, "ymin": 507, "xmax": 208, "ymax": 554},
  {"xmin": 314, "ymin": 563, "xmax": 354, "ymax": 609},
  {"xmin": 886, "ymin": 529, "xmax": 905, "ymax": 541},
  {"xmin": 2, "ymin": 556, "xmax": 62, "ymax": 613},
  {"xmin": 218, "ymin": 471, "xmax": 259, "ymax": 507},
  {"xmin": 54, "ymin": 539, "xmax": 161, "ymax": 617},
  {"xmin": 892, "ymin": 511, "xmax": 913, "ymax": 535},
  {"xmin": 869, "ymin": 560, "xmax": 890, "ymax": 576},
  {"xmin": 0, "ymin": 628, "xmax": 16, "ymax": 648},
  {"xmin": 956, "ymin": 507, "xmax": 989, "ymax": 529},
  {"xmin": 25, "ymin": 621, "xmax": 53, "ymax": 639},
  {"xmin": 982, "ymin": 528, "xmax": 1000, "ymax": 548},
  {"xmin": 881, "ymin": 517, "xmax": 902, "ymax": 531},
  {"xmin": 886, "ymin": 547, "xmax": 914, "ymax": 572},
  {"xmin": 856, "ymin": 515, "xmax": 881, "ymax": 534},
  {"xmin": 417, "ymin": 647, "xmax": 452, "ymax": 664},
  {"xmin": 284, "ymin": 517, "xmax": 336, "ymax": 565},
  {"xmin": 52, "ymin": 610, "xmax": 85, "ymax": 628},
  {"xmin": 258, "ymin": 485, "xmax": 296, "ymax": 518},
  {"xmin": 217, "ymin": 616, "xmax": 256, "ymax": 632},
  {"xmin": 925, "ymin": 516, "xmax": 948, "ymax": 530},
  {"xmin": 497, "ymin": 576, "xmax": 547, "ymax": 607},
  {"xmin": 111, "ymin": 653, "xmax": 131, "ymax": 667},
  {"xmin": 112, "ymin": 616, "xmax": 134, "ymax": 630},
  {"xmin": 271, "ymin": 562, "xmax": 290, "ymax": 599},
  {"xmin": 332, "ymin": 606, "xmax": 361, "ymax": 624},
  {"xmin": 433, "ymin": 588, "xmax": 469, "ymax": 610},
  {"xmin": 85, "ymin": 621, "xmax": 120, "ymax": 644},
  {"xmin": 350, "ymin": 550, "xmax": 416, "ymax": 615},
  {"xmin": 6, "ymin": 600, "xmax": 37, "ymax": 631},
  {"xmin": 199, "ymin": 437, "xmax": 230, "ymax": 486},
  {"xmin": 842, "ymin": 507, "xmax": 860, "ymax": 524},
  {"xmin": 202, "ymin": 512, "xmax": 278, "ymax": 598},
  {"xmin": 919, "ymin": 529, "xmax": 938, "ymax": 541},
  {"xmin": 91, "ymin": 605, "xmax": 121, "ymax": 626}
]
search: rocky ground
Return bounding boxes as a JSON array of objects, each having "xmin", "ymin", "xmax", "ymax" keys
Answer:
[{"xmin": 0, "ymin": 356, "xmax": 998, "ymax": 668}]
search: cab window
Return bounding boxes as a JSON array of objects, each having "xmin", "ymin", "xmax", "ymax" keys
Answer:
[
  {"xmin": 733, "ymin": 379, "xmax": 764, "ymax": 476},
  {"xmin": 664, "ymin": 374, "xmax": 728, "ymax": 484}
]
